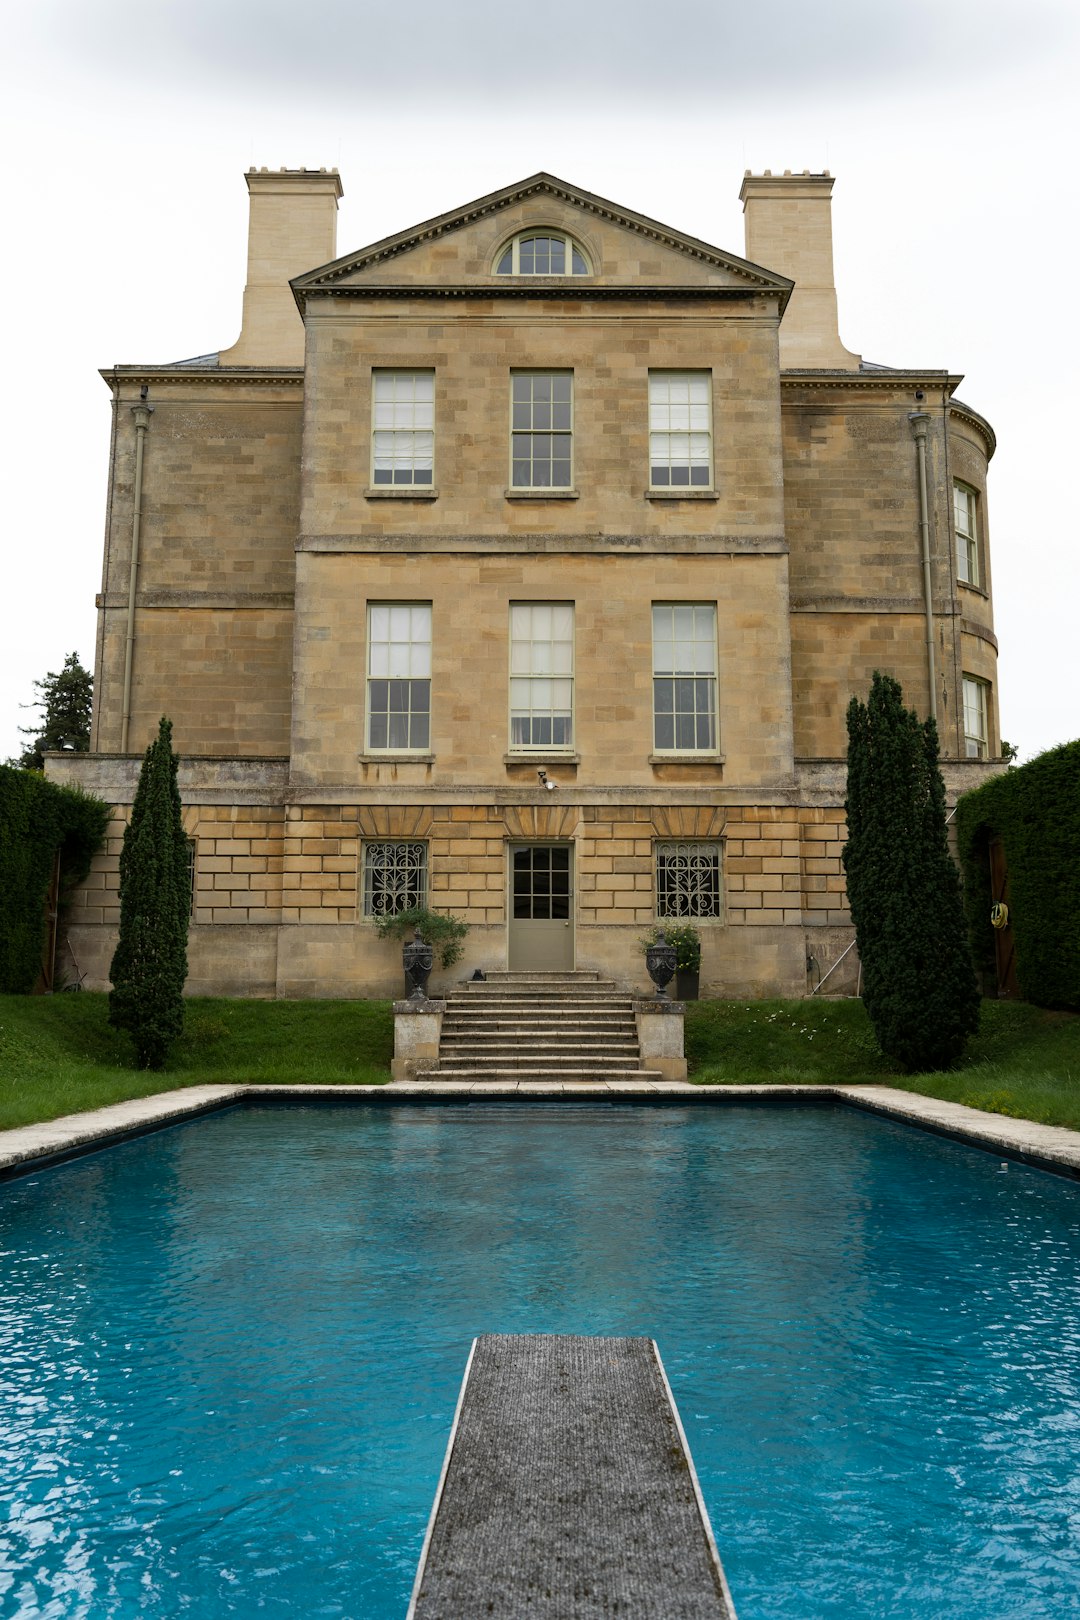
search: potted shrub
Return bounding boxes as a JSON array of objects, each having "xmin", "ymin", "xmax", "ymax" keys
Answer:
[
  {"xmin": 641, "ymin": 923, "xmax": 701, "ymax": 1000},
  {"xmin": 373, "ymin": 905, "xmax": 469, "ymax": 991}
]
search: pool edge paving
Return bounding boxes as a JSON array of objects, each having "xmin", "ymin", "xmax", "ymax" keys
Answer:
[{"xmin": 2, "ymin": 1081, "xmax": 1078, "ymax": 1182}]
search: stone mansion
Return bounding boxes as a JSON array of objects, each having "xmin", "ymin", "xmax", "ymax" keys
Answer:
[{"xmin": 50, "ymin": 166, "xmax": 1003, "ymax": 997}]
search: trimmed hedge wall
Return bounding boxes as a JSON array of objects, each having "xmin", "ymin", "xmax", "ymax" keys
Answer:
[
  {"xmin": 0, "ymin": 764, "xmax": 111, "ymax": 993},
  {"xmin": 955, "ymin": 741, "xmax": 1080, "ymax": 1011}
]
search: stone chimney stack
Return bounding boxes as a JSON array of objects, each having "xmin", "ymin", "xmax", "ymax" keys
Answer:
[
  {"xmin": 220, "ymin": 167, "xmax": 343, "ymax": 367},
  {"xmin": 739, "ymin": 170, "xmax": 860, "ymax": 371}
]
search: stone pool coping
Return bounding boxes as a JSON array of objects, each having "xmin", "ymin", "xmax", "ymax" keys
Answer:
[{"xmin": 1, "ymin": 1082, "xmax": 1078, "ymax": 1182}]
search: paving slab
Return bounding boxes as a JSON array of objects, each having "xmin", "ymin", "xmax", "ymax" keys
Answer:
[
  {"xmin": 408, "ymin": 1334, "xmax": 736, "ymax": 1620},
  {"xmin": 0, "ymin": 1085, "xmax": 244, "ymax": 1177},
  {"xmin": 3, "ymin": 1081, "xmax": 1077, "ymax": 1181},
  {"xmin": 836, "ymin": 1085, "xmax": 1080, "ymax": 1179}
]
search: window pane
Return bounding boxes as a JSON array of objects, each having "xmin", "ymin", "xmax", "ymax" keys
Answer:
[
  {"xmin": 509, "ymin": 603, "xmax": 574, "ymax": 749},
  {"xmin": 652, "ymin": 605, "xmax": 717, "ymax": 751},
  {"xmin": 649, "ymin": 372, "xmax": 711, "ymax": 488},
  {"xmin": 371, "ymin": 373, "xmax": 435, "ymax": 486},
  {"xmin": 511, "ymin": 377, "xmax": 572, "ymax": 487},
  {"xmin": 368, "ymin": 604, "xmax": 432, "ymax": 750}
]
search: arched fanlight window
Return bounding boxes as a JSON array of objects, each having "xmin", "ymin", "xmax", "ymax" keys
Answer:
[{"xmin": 495, "ymin": 232, "xmax": 590, "ymax": 276}]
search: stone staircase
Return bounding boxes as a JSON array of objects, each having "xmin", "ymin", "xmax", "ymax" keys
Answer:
[{"xmin": 431, "ymin": 971, "xmax": 664, "ymax": 1084}]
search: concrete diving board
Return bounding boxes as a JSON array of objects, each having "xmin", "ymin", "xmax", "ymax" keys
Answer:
[{"xmin": 408, "ymin": 1333, "xmax": 737, "ymax": 1619}]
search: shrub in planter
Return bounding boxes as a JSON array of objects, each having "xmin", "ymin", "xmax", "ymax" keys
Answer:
[
  {"xmin": 641, "ymin": 923, "xmax": 701, "ymax": 998},
  {"xmin": 373, "ymin": 905, "xmax": 469, "ymax": 970}
]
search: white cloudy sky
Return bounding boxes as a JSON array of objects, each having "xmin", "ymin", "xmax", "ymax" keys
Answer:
[{"xmin": 1, "ymin": 0, "xmax": 1077, "ymax": 763}]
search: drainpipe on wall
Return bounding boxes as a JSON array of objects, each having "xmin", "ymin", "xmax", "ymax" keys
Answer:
[
  {"xmin": 120, "ymin": 400, "xmax": 153, "ymax": 754},
  {"xmin": 908, "ymin": 411, "xmax": 937, "ymax": 722}
]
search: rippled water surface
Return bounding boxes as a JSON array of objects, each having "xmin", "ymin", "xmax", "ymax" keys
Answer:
[{"xmin": 2, "ymin": 1102, "xmax": 1079, "ymax": 1618}]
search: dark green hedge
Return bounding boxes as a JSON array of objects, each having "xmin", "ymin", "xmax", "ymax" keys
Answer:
[
  {"xmin": 955, "ymin": 741, "xmax": 1080, "ymax": 1011},
  {"xmin": 0, "ymin": 765, "xmax": 111, "ymax": 993}
]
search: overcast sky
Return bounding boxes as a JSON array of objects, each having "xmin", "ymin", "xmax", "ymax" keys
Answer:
[{"xmin": 2, "ymin": 0, "xmax": 1077, "ymax": 764}]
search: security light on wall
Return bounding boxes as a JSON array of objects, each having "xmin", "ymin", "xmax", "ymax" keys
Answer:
[{"xmin": 537, "ymin": 769, "xmax": 556, "ymax": 791}]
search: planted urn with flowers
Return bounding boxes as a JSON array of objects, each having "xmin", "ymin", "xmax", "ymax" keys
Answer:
[{"xmin": 641, "ymin": 923, "xmax": 702, "ymax": 1001}]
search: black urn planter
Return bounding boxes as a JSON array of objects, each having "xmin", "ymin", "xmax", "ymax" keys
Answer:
[
  {"xmin": 675, "ymin": 969, "xmax": 699, "ymax": 1002},
  {"xmin": 645, "ymin": 932, "xmax": 677, "ymax": 999},
  {"xmin": 402, "ymin": 929, "xmax": 434, "ymax": 1000}
]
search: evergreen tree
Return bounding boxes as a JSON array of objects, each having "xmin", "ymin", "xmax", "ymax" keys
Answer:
[
  {"xmin": 16, "ymin": 652, "xmax": 93, "ymax": 769},
  {"xmin": 843, "ymin": 672, "xmax": 980, "ymax": 1071},
  {"xmin": 109, "ymin": 718, "xmax": 189, "ymax": 1069}
]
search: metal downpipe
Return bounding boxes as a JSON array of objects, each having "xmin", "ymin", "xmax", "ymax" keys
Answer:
[
  {"xmin": 908, "ymin": 411, "xmax": 937, "ymax": 722},
  {"xmin": 120, "ymin": 401, "xmax": 153, "ymax": 753}
]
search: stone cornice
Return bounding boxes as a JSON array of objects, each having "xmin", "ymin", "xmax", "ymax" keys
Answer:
[
  {"xmin": 948, "ymin": 397, "xmax": 997, "ymax": 461},
  {"xmin": 291, "ymin": 172, "xmax": 793, "ymax": 309},
  {"xmin": 302, "ymin": 284, "xmax": 777, "ymax": 306},
  {"xmin": 100, "ymin": 366, "xmax": 304, "ymax": 391},
  {"xmin": 780, "ymin": 369, "xmax": 962, "ymax": 393}
]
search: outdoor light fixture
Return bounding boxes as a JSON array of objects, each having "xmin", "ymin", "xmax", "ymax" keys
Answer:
[{"xmin": 537, "ymin": 769, "xmax": 556, "ymax": 791}]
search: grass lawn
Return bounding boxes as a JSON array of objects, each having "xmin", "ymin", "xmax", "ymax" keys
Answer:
[
  {"xmin": 0, "ymin": 993, "xmax": 393, "ymax": 1130},
  {"xmin": 1, "ymin": 991, "xmax": 1077, "ymax": 1134},
  {"xmin": 687, "ymin": 997, "xmax": 1080, "ymax": 1129}
]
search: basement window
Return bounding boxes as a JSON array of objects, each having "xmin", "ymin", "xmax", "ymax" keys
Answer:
[
  {"xmin": 362, "ymin": 841, "xmax": 428, "ymax": 918},
  {"xmin": 656, "ymin": 842, "xmax": 722, "ymax": 919}
]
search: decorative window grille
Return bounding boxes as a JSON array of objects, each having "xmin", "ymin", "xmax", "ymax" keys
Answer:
[
  {"xmin": 649, "ymin": 372, "xmax": 712, "ymax": 488},
  {"xmin": 372, "ymin": 371, "xmax": 434, "ymax": 486},
  {"xmin": 962, "ymin": 675, "xmax": 989, "ymax": 759},
  {"xmin": 509, "ymin": 603, "xmax": 574, "ymax": 750},
  {"xmin": 953, "ymin": 482, "xmax": 979, "ymax": 586},
  {"xmin": 362, "ymin": 842, "xmax": 428, "ymax": 917},
  {"xmin": 656, "ymin": 842, "xmax": 722, "ymax": 919},
  {"xmin": 367, "ymin": 603, "xmax": 432, "ymax": 751},
  {"xmin": 652, "ymin": 603, "xmax": 718, "ymax": 752},
  {"xmin": 510, "ymin": 373, "xmax": 573, "ymax": 489},
  {"xmin": 495, "ymin": 233, "xmax": 589, "ymax": 275}
]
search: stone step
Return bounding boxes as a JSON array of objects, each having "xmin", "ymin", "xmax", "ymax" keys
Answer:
[
  {"xmin": 459, "ymin": 994, "xmax": 625, "ymax": 1005},
  {"xmin": 459, "ymin": 972, "xmax": 621, "ymax": 984},
  {"xmin": 431, "ymin": 1068, "xmax": 667, "ymax": 1084},
  {"xmin": 435, "ymin": 1054, "xmax": 650, "ymax": 1071},
  {"xmin": 441, "ymin": 1026, "xmax": 637, "ymax": 1039},
  {"xmin": 441, "ymin": 1031, "xmax": 639, "ymax": 1046},
  {"xmin": 442, "ymin": 1048, "xmax": 642, "ymax": 1062},
  {"xmin": 474, "ymin": 971, "xmax": 606, "ymax": 983}
]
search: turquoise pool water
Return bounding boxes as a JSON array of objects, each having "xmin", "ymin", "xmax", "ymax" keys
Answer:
[{"xmin": 2, "ymin": 1102, "xmax": 1079, "ymax": 1618}]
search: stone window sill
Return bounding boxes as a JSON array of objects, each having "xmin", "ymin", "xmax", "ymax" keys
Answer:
[
  {"xmin": 645, "ymin": 490, "xmax": 719, "ymax": 502},
  {"xmin": 649, "ymin": 752, "xmax": 725, "ymax": 766},
  {"xmin": 957, "ymin": 579, "xmax": 989, "ymax": 599},
  {"xmin": 364, "ymin": 487, "xmax": 439, "ymax": 500},
  {"xmin": 503, "ymin": 752, "xmax": 580, "ymax": 766},
  {"xmin": 358, "ymin": 752, "xmax": 436, "ymax": 764},
  {"xmin": 504, "ymin": 488, "xmax": 579, "ymax": 500}
]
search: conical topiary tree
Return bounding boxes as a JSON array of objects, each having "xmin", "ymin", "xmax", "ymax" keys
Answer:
[
  {"xmin": 843, "ymin": 672, "xmax": 979, "ymax": 1072},
  {"xmin": 109, "ymin": 717, "xmax": 189, "ymax": 1068}
]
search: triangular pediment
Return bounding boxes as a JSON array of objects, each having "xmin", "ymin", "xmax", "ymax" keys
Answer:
[{"xmin": 291, "ymin": 173, "xmax": 792, "ymax": 306}]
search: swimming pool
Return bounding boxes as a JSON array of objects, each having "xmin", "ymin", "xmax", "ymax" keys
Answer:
[{"xmin": 2, "ymin": 1102, "xmax": 1079, "ymax": 1617}]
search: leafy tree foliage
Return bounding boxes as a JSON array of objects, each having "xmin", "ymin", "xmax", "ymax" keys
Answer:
[
  {"xmin": 0, "ymin": 766, "xmax": 110, "ymax": 992},
  {"xmin": 16, "ymin": 652, "xmax": 93, "ymax": 770},
  {"xmin": 956, "ymin": 739, "xmax": 1080, "ymax": 1010},
  {"xmin": 843, "ymin": 672, "xmax": 980, "ymax": 1071},
  {"xmin": 108, "ymin": 718, "xmax": 189, "ymax": 1068}
]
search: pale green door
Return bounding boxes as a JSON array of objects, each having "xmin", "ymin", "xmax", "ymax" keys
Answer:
[{"xmin": 508, "ymin": 844, "xmax": 574, "ymax": 971}]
